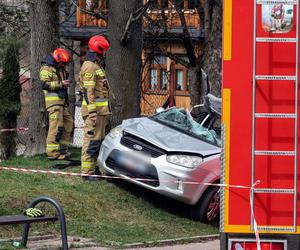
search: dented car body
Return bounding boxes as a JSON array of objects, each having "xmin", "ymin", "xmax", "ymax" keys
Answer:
[{"xmin": 98, "ymin": 96, "xmax": 221, "ymax": 222}]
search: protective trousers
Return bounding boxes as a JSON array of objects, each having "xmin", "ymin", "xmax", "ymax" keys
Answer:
[
  {"xmin": 46, "ymin": 106, "xmax": 74, "ymax": 159},
  {"xmin": 81, "ymin": 114, "xmax": 110, "ymax": 174}
]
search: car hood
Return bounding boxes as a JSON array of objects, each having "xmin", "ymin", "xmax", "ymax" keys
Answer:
[{"xmin": 122, "ymin": 117, "xmax": 220, "ymax": 157}]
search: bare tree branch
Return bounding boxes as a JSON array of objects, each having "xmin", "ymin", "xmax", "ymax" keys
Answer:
[
  {"xmin": 121, "ymin": 0, "xmax": 155, "ymax": 45},
  {"xmin": 144, "ymin": 12, "xmax": 162, "ymax": 29},
  {"xmin": 174, "ymin": 1, "xmax": 196, "ymax": 67},
  {"xmin": 196, "ymin": 0, "xmax": 205, "ymax": 29},
  {"xmin": 71, "ymin": 0, "xmax": 108, "ymax": 21},
  {"xmin": 160, "ymin": 4, "xmax": 168, "ymax": 32},
  {"xmin": 155, "ymin": 46, "xmax": 190, "ymax": 68}
]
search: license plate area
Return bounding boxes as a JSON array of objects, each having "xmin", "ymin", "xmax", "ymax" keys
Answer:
[{"xmin": 114, "ymin": 150, "xmax": 151, "ymax": 175}]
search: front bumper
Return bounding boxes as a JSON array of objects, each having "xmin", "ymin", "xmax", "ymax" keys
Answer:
[{"xmin": 98, "ymin": 134, "xmax": 219, "ymax": 205}]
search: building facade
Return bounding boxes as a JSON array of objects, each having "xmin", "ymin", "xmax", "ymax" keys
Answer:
[{"xmin": 59, "ymin": 0, "xmax": 204, "ymax": 115}]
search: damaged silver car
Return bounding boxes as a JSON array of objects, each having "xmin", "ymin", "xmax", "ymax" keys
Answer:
[{"xmin": 98, "ymin": 94, "xmax": 221, "ymax": 223}]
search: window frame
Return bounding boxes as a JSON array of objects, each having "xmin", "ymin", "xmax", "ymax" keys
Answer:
[
  {"xmin": 145, "ymin": 55, "xmax": 168, "ymax": 93},
  {"xmin": 174, "ymin": 63, "xmax": 189, "ymax": 95},
  {"xmin": 144, "ymin": 53, "xmax": 190, "ymax": 96}
]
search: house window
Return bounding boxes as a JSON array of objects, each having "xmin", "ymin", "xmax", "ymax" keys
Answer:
[
  {"xmin": 147, "ymin": 55, "xmax": 168, "ymax": 91},
  {"xmin": 154, "ymin": 55, "xmax": 167, "ymax": 65},
  {"xmin": 176, "ymin": 69, "xmax": 184, "ymax": 90},
  {"xmin": 186, "ymin": 71, "xmax": 190, "ymax": 91},
  {"xmin": 150, "ymin": 69, "xmax": 158, "ymax": 90},
  {"xmin": 145, "ymin": 54, "xmax": 189, "ymax": 95},
  {"xmin": 173, "ymin": 56, "xmax": 189, "ymax": 94},
  {"xmin": 161, "ymin": 69, "xmax": 168, "ymax": 90}
]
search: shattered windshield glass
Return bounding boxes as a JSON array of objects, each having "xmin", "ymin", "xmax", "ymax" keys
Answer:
[{"xmin": 151, "ymin": 108, "xmax": 221, "ymax": 146}]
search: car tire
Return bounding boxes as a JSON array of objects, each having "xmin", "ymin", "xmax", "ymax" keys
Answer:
[{"xmin": 190, "ymin": 186, "xmax": 220, "ymax": 223}]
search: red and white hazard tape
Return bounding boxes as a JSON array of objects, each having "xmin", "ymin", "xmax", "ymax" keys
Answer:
[
  {"xmin": 0, "ymin": 126, "xmax": 84, "ymax": 133},
  {"xmin": 0, "ymin": 166, "xmax": 257, "ymax": 188},
  {"xmin": 0, "ymin": 127, "xmax": 29, "ymax": 133},
  {"xmin": 250, "ymin": 181, "xmax": 261, "ymax": 250}
]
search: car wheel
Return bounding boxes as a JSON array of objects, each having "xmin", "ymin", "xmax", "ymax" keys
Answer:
[{"xmin": 190, "ymin": 186, "xmax": 220, "ymax": 223}]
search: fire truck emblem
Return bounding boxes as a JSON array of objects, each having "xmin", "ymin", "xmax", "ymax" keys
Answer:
[{"xmin": 262, "ymin": 4, "xmax": 294, "ymax": 33}]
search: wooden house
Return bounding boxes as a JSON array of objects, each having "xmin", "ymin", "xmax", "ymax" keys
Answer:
[{"xmin": 59, "ymin": 0, "xmax": 204, "ymax": 115}]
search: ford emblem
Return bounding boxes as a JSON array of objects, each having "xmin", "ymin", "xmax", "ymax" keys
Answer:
[{"xmin": 133, "ymin": 144, "xmax": 143, "ymax": 151}]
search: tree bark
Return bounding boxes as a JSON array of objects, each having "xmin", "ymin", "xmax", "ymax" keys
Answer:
[
  {"xmin": 188, "ymin": 66, "xmax": 201, "ymax": 106},
  {"xmin": 25, "ymin": 0, "xmax": 58, "ymax": 156},
  {"xmin": 0, "ymin": 41, "xmax": 21, "ymax": 160},
  {"xmin": 106, "ymin": 0, "xmax": 143, "ymax": 127},
  {"xmin": 200, "ymin": 0, "xmax": 222, "ymax": 98},
  {"xmin": 188, "ymin": 0, "xmax": 222, "ymax": 107}
]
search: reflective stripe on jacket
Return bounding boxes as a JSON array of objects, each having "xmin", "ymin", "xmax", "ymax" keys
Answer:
[
  {"xmin": 40, "ymin": 65, "xmax": 65, "ymax": 109},
  {"xmin": 79, "ymin": 61, "xmax": 111, "ymax": 117}
]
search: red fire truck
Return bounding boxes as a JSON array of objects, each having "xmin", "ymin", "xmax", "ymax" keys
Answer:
[{"xmin": 221, "ymin": 0, "xmax": 300, "ymax": 249}]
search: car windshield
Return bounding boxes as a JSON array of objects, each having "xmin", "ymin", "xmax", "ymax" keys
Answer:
[{"xmin": 151, "ymin": 108, "xmax": 221, "ymax": 146}]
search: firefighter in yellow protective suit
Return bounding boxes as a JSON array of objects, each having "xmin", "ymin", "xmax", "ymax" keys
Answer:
[
  {"xmin": 40, "ymin": 48, "xmax": 74, "ymax": 160},
  {"xmin": 80, "ymin": 35, "xmax": 111, "ymax": 180}
]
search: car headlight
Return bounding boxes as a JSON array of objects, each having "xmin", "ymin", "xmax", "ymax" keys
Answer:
[
  {"xmin": 109, "ymin": 126, "xmax": 123, "ymax": 139},
  {"xmin": 166, "ymin": 155, "xmax": 203, "ymax": 169}
]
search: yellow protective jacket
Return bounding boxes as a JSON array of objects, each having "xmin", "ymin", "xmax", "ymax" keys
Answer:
[
  {"xmin": 40, "ymin": 65, "xmax": 66, "ymax": 110},
  {"xmin": 79, "ymin": 60, "xmax": 111, "ymax": 117}
]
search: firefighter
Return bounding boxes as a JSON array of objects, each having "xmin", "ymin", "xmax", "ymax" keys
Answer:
[
  {"xmin": 79, "ymin": 35, "xmax": 111, "ymax": 180},
  {"xmin": 271, "ymin": 4, "xmax": 285, "ymax": 32},
  {"xmin": 40, "ymin": 48, "xmax": 74, "ymax": 160}
]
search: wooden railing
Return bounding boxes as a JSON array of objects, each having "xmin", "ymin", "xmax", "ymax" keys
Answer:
[
  {"xmin": 144, "ymin": 10, "xmax": 200, "ymax": 28},
  {"xmin": 76, "ymin": 0, "xmax": 108, "ymax": 27},
  {"xmin": 76, "ymin": 1, "xmax": 200, "ymax": 28}
]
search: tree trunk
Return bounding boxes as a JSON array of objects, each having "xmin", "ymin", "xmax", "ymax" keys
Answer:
[
  {"xmin": 201, "ymin": 0, "xmax": 222, "ymax": 98},
  {"xmin": 25, "ymin": 0, "xmax": 58, "ymax": 156},
  {"xmin": 106, "ymin": 0, "xmax": 143, "ymax": 127},
  {"xmin": 188, "ymin": 0, "xmax": 222, "ymax": 107},
  {"xmin": 0, "ymin": 41, "xmax": 21, "ymax": 160},
  {"xmin": 188, "ymin": 66, "xmax": 201, "ymax": 106},
  {"xmin": 0, "ymin": 115, "xmax": 18, "ymax": 160}
]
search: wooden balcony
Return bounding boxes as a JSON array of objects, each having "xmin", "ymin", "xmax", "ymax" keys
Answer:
[
  {"xmin": 76, "ymin": 0, "xmax": 108, "ymax": 27},
  {"xmin": 144, "ymin": 10, "xmax": 200, "ymax": 28},
  {"xmin": 76, "ymin": 0, "xmax": 200, "ymax": 29}
]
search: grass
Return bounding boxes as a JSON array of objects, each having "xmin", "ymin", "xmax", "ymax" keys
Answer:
[{"xmin": 0, "ymin": 148, "xmax": 218, "ymax": 247}]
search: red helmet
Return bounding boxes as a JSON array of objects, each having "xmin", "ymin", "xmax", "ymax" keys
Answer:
[
  {"xmin": 52, "ymin": 48, "xmax": 71, "ymax": 63},
  {"xmin": 88, "ymin": 35, "xmax": 110, "ymax": 55}
]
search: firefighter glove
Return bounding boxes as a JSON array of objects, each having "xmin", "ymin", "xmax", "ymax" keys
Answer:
[{"xmin": 24, "ymin": 208, "xmax": 44, "ymax": 217}]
